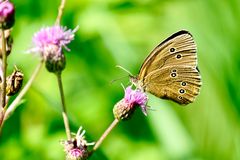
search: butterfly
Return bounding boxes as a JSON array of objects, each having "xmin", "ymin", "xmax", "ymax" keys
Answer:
[{"xmin": 130, "ymin": 30, "xmax": 201, "ymax": 105}]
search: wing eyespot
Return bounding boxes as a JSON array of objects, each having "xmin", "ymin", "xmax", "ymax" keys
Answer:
[
  {"xmin": 170, "ymin": 69, "xmax": 177, "ymax": 77},
  {"xmin": 181, "ymin": 82, "xmax": 187, "ymax": 86},
  {"xmin": 170, "ymin": 72, "xmax": 177, "ymax": 77},
  {"xmin": 170, "ymin": 48, "xmax": 175, "ymax": 52},
  {"xmin": 179, "ymin": 89, "xmax": 185, "ymax": 94},
  {"xmin": 176, "ymin": 54, "xmax": 182, "ymax": 59}
]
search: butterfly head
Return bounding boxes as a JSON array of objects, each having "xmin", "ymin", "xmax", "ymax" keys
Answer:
[{"xmin": 129, "ymin": 75, "xmax": 144, "ymax": 91}]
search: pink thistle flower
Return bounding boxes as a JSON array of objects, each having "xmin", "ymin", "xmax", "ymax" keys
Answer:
[
  {"xmin": 61, "ymin": 126, "xmax": 94, "ymax": 160},
  {"xmin": 30, "ymin": 25, "xmax": 78, "ymax": 58},
  {"xmin": 0, "ymin": 0, "xmax": 14, "ymax": 17},
  {"xmin": 0, "ymin": 0, "xmax": 15, "ymax": 29},
  {"xmin": 124, "ymin": 86, "xmax": 148, "ymax": 113},
  {"xmin": 113, "ymin": 85, "xmax": 148, "ymax": 120},
  {"xmin": 29, "ymin": 25, "xmax": 78, "ymax": 73},
  {"xmin": 67, "ymin": 148, "xmax": 86, "ymax": 160}
]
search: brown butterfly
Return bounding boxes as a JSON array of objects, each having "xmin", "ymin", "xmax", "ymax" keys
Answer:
[{"xmin": 131, "ymin": 30, "xmax": 201, "ymax": 105}]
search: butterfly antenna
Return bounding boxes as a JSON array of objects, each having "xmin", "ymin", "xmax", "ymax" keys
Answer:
[
  {"xmin": 110, "ymin": 75, "xmax": 128, "ymax": 84},
  {"xmin": 120, "ymin": 83, "xmax": 125, "ymax": 90},
  {"xmin": 116, "ymin": 65, "xmax": 133, "ymax": 76}
]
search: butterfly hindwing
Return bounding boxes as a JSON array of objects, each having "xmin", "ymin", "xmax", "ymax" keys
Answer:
[{"xmin": 143, "ymin": 66, "xmax": 201, "ymax": 104}]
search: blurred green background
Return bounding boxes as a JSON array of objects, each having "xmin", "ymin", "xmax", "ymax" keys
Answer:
[{"xmin": 0, "ymin": 0, "xmax": 240, "ymax": 159}]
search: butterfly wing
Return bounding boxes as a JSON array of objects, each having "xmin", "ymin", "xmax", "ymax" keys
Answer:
[
  {"xmin": 137, "ymin": 30, "xmax": 201, "ymax": 104},
  {"xmin": 143, "ymin": 66, "xmax": 201, "ymax": 104}
]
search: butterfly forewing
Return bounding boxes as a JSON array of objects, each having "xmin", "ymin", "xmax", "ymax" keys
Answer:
[
  {"xmin": 138, "ymin": 30, "xmax": 197, "ymax": 79},
  {"xmin": 137, "ymin": 30, "xmax": 201, "ymax": 105}
]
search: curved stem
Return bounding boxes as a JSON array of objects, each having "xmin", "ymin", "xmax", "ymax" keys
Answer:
[
  {"xmin": 55, "ymin": 0, "xmax": 66, "ymax": 25},
  {"xmin": 56, "ymin": 73, "xmax": 71, "ymax": 140},
  {"xmin": 1, "ymin": 28, "xmax": 7, "ymax": 108},
  {"xmin": 92, "ymin": 118, "xmax": 119, "ymax": 152},
  {"xmin": 0, "ymin": 107, "xmax": 5, "ymax": 133},
  {"xmin": 3, "ymin": 61, "xmax": 43, "ymax": 121}
]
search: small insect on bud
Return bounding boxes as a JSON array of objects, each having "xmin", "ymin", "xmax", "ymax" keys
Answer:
[
  {"xmin": 0, "ymin": 0, "xmax": 15, "ymax": 29},
  {"xmin": 0, "ymin": 29, "xmax": 13, "ymax": 58},
  {"xmin": 113, "ymin": 86, "xmax": 149, "ymax": 121},
  {"xmin": 6, "ymin": 66, "xmax": 24, "ymax": 96}
]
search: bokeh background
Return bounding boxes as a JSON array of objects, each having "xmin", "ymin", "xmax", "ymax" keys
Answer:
[{"xmin": 0, "ymin": 0, "xmax": 240, "ymax": 159}]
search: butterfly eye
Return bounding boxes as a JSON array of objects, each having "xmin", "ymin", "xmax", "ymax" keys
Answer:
[
  {"xmin": 181, "ymin": 82, "xmax": 187, "ymax": 86},
  {"xmin": 176, "ymin": 54, "xmax": 182, "ymax": 59},
  {"xmin": 170, "ymin": 48, "xmax": 175, "ymax": 52},
  {"xmin": 179, "ymin": 89, "xmax": 185, "ymax": 94},
  {"xmin": 170, "ymin": 72, "xmax": 177, "ymax": 77}
]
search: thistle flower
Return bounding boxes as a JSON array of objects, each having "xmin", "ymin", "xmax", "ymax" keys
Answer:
[
  {"xmin": 31, "ymin": 26, "xmax": 78, "ymax": 56},
  {"xmin": 113, "ymin": 86, "xmax": 148, "ymax": 120},
  {"xmin": 29, "ymin": 25, "xmax": 78, "ymax": 73},
  {"xmin": 61, "ymin": 126, "xmax": 95, "ymax": 160},
  {"xmin": 0, "ymin": 0, "xmax": 15, "ymax": 29}
]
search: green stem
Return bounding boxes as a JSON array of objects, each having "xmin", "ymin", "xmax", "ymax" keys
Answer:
[
  {"xmin": 92, "ymin": 118, "xmax": 119, "ymax": 152},
  {"xmin": 1, "ymin": 28, "xmax": 7, "ymax": 108},
  {"xmin": 3, "ymin": 61, "xmax": 43, "ymax": 121},
  {"xmin": 56, "ymin": 72, "xmax": 71, "ymax": 140},
  {"xmin": 55, "ymin": 0, "xmax": 66, "ymax": 25},
  {"xmin": 0, "ymin": 107, "xmax": 5, "ymax": 134}
]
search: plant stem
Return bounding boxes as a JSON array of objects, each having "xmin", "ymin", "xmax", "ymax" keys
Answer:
[
  {"xmin": 56, "ymin": 72, "xmax": 71, "ymax": 140},
  {"xmin": 92, "ymin": 118, "xmax": 119, "ymax": 151},
  {"xmin": 3, "ymin": 61, "xmax": 43, "ymax": 121},
  {"xmin": 1, "ymin": 28, "xmax": 7, "ymax": 108},
  {"xmin": 55, "ymin": 0, "xmax": 71, "ymax": 140},
  {"xmin": 0, "ymin": 28, "xmax": 7, "ymax": 133},
  {"xmin": 0, "ymin": 107, "xmax": 5, "ymax": 133},
  {"xmin": 55, "ymin": 0, "xmax": 66, "ymax": 25}
]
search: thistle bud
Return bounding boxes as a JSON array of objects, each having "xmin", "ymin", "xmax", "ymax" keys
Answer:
[
  {"xmin": 45, "ymin": 50, "xmax": 66, "ymax": 74},
  {"xmin": 113, "ymin": 99, "xmax": 136, "ymax": 120},
  {"xmin": 61, "ymin": 127, "xmax": 95, "ymax": 160},
  {"xmin": 0, "ymin": 0, "xmax": 15, "ymax": 29},
  {"xmin": 66, "ymin": 147, "xmax": 88, "ymax": 160},
  {"xmin": 6, "ymin": 67, "xmax": 24, "ymax": 96},
  {"xmin": 113, "ymin": 86, "xmax": 148, "ymax": 121}
]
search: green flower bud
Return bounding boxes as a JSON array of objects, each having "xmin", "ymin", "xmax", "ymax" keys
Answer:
[
  {"xmin": 44, "ymin": 45, "xmax": 66, "ymax": 74},
  {"xmin": 113, "ymin": 99, "xmax": 136, "ymax": 120},
  {"xmin": 45, "ymin": 53, "xmax": 66, "ymax": 74}
]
